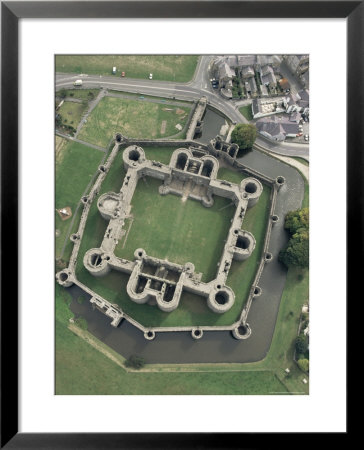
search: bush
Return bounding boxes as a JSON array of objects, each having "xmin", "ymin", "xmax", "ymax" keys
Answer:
[
  {"xmin": 297, "ymin": 358, "xmax": 309, "ymax": 373},
  {"xmin": 124, "ymin": 354, "xmax": 145, "ymax": 370},
  {"xmin": 295, "ymin": 335, "xmax": 308, "ymax": 354}
]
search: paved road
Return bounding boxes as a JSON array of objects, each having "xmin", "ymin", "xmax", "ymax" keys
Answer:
[{"xmin": 56, "ymin": 55, "xmax": 309, "ymax": 159}]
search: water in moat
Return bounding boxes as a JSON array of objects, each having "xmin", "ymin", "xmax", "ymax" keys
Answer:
[
  {"xmin": 194, "ymin": 108, "xmax": 227, "ymax": 144},
  {"xmin": 66, "ymin": 141, "xmax": 305, "ymax": 364}
]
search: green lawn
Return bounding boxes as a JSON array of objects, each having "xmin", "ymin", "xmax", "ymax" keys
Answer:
[
  {"xmin": 57, "ymin": 101, "xmax": 87, "ymax": 128},
  {"xmin": 239, "ymin": 104, "xmax": 253, "ymax": 121},
  {"xmin": 55, "ymin": 140, "xmax": 104, "ymax": 260},
  {"xmin": 56, "ymin": 55, "xmax": 199, "ymax": 82},
  {"xmin": 78, "ymin": 96, "xmax": 191, "ymax": 147}
]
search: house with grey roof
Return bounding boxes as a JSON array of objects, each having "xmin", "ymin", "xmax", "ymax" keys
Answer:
[
  {"xmin": 285, "ymin": 54, "xmax": 309, "ymax": 76},
  {"xmin": 217, "ymin": 62, "xmax": 236, "ymax": 99},
  {"xmin": 244, "ymin": 78, "xmax": 257, "ymax": 96},
  {"xmin": 256, "ymin": 55, "xmax": 281, "ymax": 68},
  {"xmin": 241, "ymin": 65, "xmax": 255, "ymax": 79},
  {"xmin": 296, "ymin": 89, "xmax": 309, "ymax": 108},
  {"xmin": 260, "ymin": 64, "xmax": 277, "ymax": 89},
  {"xmin": 301, "ymin": 70, "xmax": 309, "ymax": 88},
  {"xmin": 219, "ymin": 62, "xmax": 236, "ymax": 82},
  {"xmin": 237, "ymin": 55, "xmax": 257, "ymax": 67},
  {"xmin": 256, "ymin": 116, "xmax": 300, "ymax": 141},
  {"xmin": 289, "ymin": 111, "xmax": 301, "ymax": 123}
]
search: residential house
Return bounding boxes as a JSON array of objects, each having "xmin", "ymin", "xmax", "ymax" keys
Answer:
[
  {"xmin": 251, "ymin": 97, "xmax": 287, "ymax": 119},
  {"xmin": 285, "ymin": 55, "xmax": 309, "ymax": 76},
  {"xmin": 244, "ymin": 78, "xmax": 258, "ymax": 96},
  {"xmin": 218, "ymin": 62, "xmax": 236, "ymax": 99},
  {"xmin": 301, "ymin": 70, "xmax": 309, "ymax": 88},
  {"xmin": 256, "ymin": 116, "xmax": 300, "ymax": 141},
  {"xmin": 259, "ymin": 64, "xmax": 277, "ymax": 89},
  {"xmin": 296, "ymin": 89, "xmax": 309, "ymax": 108},
  {"xmin": 241, "ymin": 65, "xmax": 255, "ymax": 80}
]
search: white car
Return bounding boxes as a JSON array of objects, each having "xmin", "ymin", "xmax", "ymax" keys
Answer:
[
  {"xmin": 149, "ymin": 73, "xmax": 153, "ymax": 79},
  {"xmin": 304, "ymin": 134, "xmax": 309, "ymax": 141}
]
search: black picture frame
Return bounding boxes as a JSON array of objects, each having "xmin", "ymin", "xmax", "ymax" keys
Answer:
[{"xmin": 1, "ymin": 1, "xmax": 357, "ymax": 447}]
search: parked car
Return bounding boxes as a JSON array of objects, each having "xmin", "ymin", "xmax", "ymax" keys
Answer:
[
  {"xmin": 304, "ymin": 134, "xmax": 309, "ymax": 141},
  {"xmin": 149, "ymin": 73, "xmax": 153, "ymax": 79},
  {"xmin": 211, "ymin": 79, "xmax": 219, "ymax": 89}
]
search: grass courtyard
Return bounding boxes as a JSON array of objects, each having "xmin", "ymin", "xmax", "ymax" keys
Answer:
[
  {"xmin": 55, "ymin": 55, "xmax": 199, "ymax": 82},
  {"xmin": 115, "ymin": 178, "xmax": 235, "ymax": 282},
  {"xmin": 75, "ymin": 146, "xmax": 271, "ymax": 327},
  {"xmin": 78, "ymin": 96, "xmax": 191, "ymax": 147}
]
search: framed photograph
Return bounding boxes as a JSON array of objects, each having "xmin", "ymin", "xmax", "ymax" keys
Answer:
[{"xmin": 1, "ymin": 1, "xmax": 357, "ymax": 447}]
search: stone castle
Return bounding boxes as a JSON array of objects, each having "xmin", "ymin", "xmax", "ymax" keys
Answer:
[{"xmin": 56, "ymin": 100, "xmax": 286, "ymax": 341}]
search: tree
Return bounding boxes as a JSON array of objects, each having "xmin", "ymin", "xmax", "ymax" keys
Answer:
[
  {"xmin": 284, "ymin": 208, "xmax": 309, "ymax": 234},
  {"xmin": 295, "ymin": 335, "xmax": 308, "ymax": 354},
  {"xmin": 297, "ymin": 358, "xmax": 309, "ymax": 372},
  {"xmin": 279, "ymin": 235, "xmax": 309, "ymax": 268},
  {"xmin": 231, "ymin": 123, "xmax": 257, "ymax": 150},
  {"xmin": 279, "ymin": 207, "xmax": 309, "ymax": 269},
  {"xmin": 124, "ymin": 354, "xmax": 145, "ymax": 370}
]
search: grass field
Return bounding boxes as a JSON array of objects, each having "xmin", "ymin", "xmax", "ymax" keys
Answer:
[
  {"xmin": 74, "ymin": 147, "xmax": 271, "ymax": 327},
  {"xmin": 239, "ymin": 104, "xmax": 253, "ymax": 121},
  {"xmin": 78, "ymin": 97, "xmax": 191, "ymax": 147},
  {"xmin": 57, "ymin": 101, "xmax": 87, "ymax": 128},
  {"xmin": 56, "ymin": 55, "xmax": 199, "ymax": 82},
  {"xmin": 55, "ymin": 140, "xmax": 104, "ymax": 260}
]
